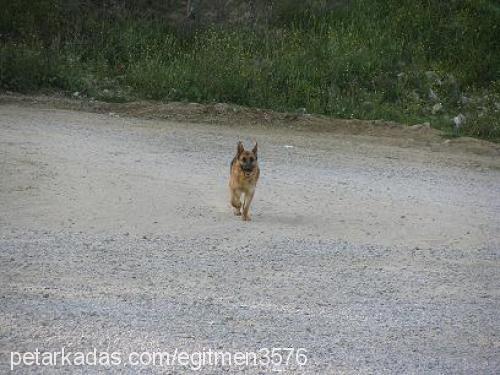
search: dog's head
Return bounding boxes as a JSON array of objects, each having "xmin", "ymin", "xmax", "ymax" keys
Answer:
[{"xmin": 235, "ymin": 141, "xmax": 258, "ymax": 172}]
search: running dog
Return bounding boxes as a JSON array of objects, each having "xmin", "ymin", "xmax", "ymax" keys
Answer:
[{"xmin": 229, "ymin": 141, "xmax": 260, "ymax": 221}]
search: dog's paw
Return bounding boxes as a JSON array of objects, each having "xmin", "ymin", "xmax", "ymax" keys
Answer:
[
  {"xmin": 242, "ymin": 214, "xmax": 251, "ymax": 221},
  {"xmin": 233, "ymin": 208, "xmax": 242, "ymax": 216}
]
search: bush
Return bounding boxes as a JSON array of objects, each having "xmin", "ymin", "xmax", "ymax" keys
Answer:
[{"xmin": 1, "ymin": 0, "xmax": 499, "ymax": 140}]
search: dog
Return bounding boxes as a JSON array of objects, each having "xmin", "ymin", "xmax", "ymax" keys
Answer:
[{"xmin": 229, "ymin": 141, "xmax": 260, "ymax": 221}]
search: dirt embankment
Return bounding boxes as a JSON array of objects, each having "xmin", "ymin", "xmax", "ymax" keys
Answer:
[{"xmin": 1, "ymin": 93, "xmax": 499, "ymax": 161}]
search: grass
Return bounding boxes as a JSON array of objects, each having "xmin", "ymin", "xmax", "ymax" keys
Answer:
[{"xmin": 1, "ymin": 0, "xmax": 499, "ymax": 140}]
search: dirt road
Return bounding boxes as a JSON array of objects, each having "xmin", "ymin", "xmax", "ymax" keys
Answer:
[{"xmin": 1, "ymin": 100, "xmax": 499, "ymax": 373}]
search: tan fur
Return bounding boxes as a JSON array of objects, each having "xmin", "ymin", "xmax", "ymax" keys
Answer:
[{"xmin": 229, "ymin": 141, "xmax": 260, "ymax": 221}]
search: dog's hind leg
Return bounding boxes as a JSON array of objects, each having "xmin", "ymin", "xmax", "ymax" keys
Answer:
[
  {"xmin": 242, "ymin": 190, "xmax": 255, "ymax": 221},
  {"xmin": 230, "ymin": 189, "xmax": 242, "ymax": 216}
]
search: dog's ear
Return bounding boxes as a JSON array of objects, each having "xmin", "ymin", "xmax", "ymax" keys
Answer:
[
  {"xmin": 236, "ymin": 141, "xmax": 244, "ymax": 156},
  {"xmin": 252, "ymin": 142, "xmax": 258, "ymax": 158}
]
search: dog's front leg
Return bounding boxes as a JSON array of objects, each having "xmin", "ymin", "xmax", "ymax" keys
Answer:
[
  {"xmin": 230, "ymin": 189, "xmax": 242, "ymax": 216},
  {"xmin": 242, "ymin": 189, "xmax": 255, "ymax": 221}
]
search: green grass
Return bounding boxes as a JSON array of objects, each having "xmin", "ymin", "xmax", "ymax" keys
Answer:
[{"xmin": 1, "ymin": 0, "xmax": 499, "ymax": 139}]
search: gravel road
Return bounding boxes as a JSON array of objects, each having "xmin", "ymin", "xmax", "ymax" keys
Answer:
[{"xmin": 1, "ymin": 103, "xmax": 499, "ymax": 373}]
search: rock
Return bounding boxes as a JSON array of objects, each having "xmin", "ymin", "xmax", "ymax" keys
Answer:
[
  {"xmin": 214, "ymin": 103, "xmax": 230, "ymax": 114},
  {"xmin": 453, "ymin": 113, "xmax": 466, "ymax": 127},
  {"xmin": 460, "ymin": 95, "xmax": 471, "ymax": 105},
  {"xmin": 452, "ymin": 113, "xmax": 466, "ymax": 135},
  {"xmin": 428, "ymin": 89, "xmax": 439, "ymax": 102},
  {"xmin": 431, "ymin": 103, "xmax": 443, "ymax": 114},
  {"xmin": 72, "ymin": 91, "xmax": 80, "ymax": 97}
]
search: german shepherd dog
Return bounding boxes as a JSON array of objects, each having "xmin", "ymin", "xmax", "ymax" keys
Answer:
[{"xmin": 229, "ymin": 141, "xmax": 260, "ymax": 221}]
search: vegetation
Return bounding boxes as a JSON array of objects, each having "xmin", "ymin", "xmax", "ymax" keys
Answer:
[{"xmin": 1, "ymin": 0, "xmax": 499, "ymax": 139}]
